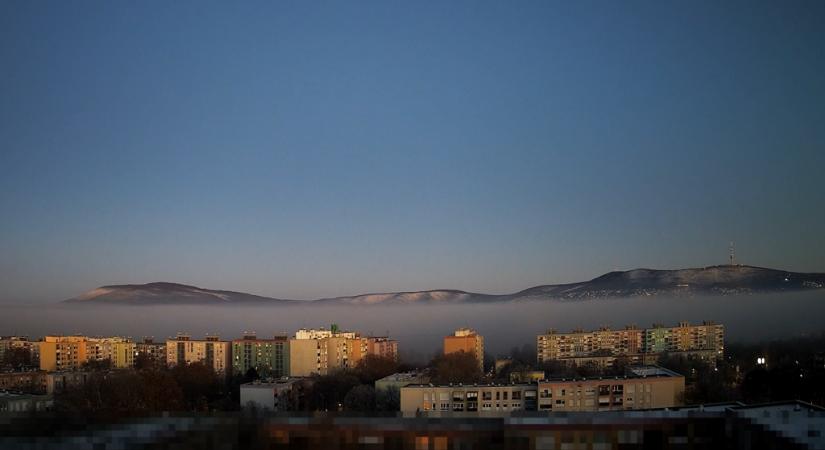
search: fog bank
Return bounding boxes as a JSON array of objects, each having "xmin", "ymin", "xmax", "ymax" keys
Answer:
[{"xmin": 2, "ymin": 291, "xmax": 824, "ymax": 364}]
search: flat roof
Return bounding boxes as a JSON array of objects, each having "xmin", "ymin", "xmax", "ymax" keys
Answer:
[{"xmin": 403, "ymin": 383, "xmax": 536, "ymax": 389}]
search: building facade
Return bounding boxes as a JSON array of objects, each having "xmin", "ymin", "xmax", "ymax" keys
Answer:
[
  {"xmin": 536, "ymin": 366, "xmax": 685, "ymax": 412},
  {"xmin": 240, "ymin": 379, "xmax": 302, "ymax": 411},
  {"xmin": 400, "ymin": 383, "xmax": 537, "ymax": 417},
  {"xmin": 362, "ymin": 336, "xmax": 399, "ymax": 361},
  {"xmin": 135, "ymin": 338, "xmax": 167, "ymax": 366},
  {"xmin": 444, "ymin": 328, "xmax": 484, "ymax": 371},
  {"xmin": 537, "ymin": 321, "xmax": 724, "ymax": 366},
  {"xmin": 289, "ymin": 326, "xmax": 398, "ymax": 377},
  {"xmin": 39, "ymin": 336, "xmax": 135, "ymax": 371},
  {"xmin": 400, "ymin": 366, "xmax": 684, "ymax": 417},
  {"xmin": 165, "ymin": 334, "xmax": 231, "ymax": 376},
  {"xmin": 232, "ymin": 333, "xmax": 289, "ymax": 377},
  {"xmin": 39, "ymin": 336, "xmax": 86, "ymax": 372}
]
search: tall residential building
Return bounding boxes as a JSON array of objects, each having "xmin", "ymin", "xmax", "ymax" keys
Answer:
[
  {"xmin": 39, "ymin": 336, "xmax": 86, "ymax": 371},
  {"xmin": 444, "ymin": 328, "xmax": 484, "ymax": 371},
  {"xmin": 86, "ymin": 337, "xmax": 135, "ymax": 368},
  {"xmin": 537, "ymin": 321, "xmax": 724, "ymax": 367},
  {"xmin": 289, "ymin": 327, "xmax": 360, "ymax": 377},
  {"xmin": 231, "ymin": 333, "xmax": 289, "ymax": 377},
  {"xmin": 39, "ymin": 336, "xmax": 135, "ymax": 371},
  {"xmin": 135, "ymin": 338, "xmax": 167, "ymax": 366},
  {"xmin": 288, "ymin": 326, "xmax": 398, "ymax": 376},
  {"xmin": 165, "ymin": 334, "xmax": 231, "ymax": 376},
  {"xmin": 362, "ymin": 336, "xmax": 399, "ymax": 361}
]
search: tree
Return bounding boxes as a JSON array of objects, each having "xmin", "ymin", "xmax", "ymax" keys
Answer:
[
  {"xmin": 355, "ymin": 355, "xmax": 399, "ymax": 385},
  {"xmin": 307, "ymin": 370, "xmax": 361, "ymax": 411},
  {"xmin": 244, "ymin": 367, "xmax": 260, "ymax": 381},
  {"xmin": 81, "ymin": 359, "xmax": 112, "ymax": 372},
  {"xmin": 343, "ymin": 385, "xmax": 376, "ymax": 412},
  {"xmin": 1, "ymin": 347, "xmax": 34, "ymax": 370},
  {"xmin": 429, "ymin": 351, "xmax": 484, "ymax": 384},
  {"xmin": 134, "ymin": 352, "xmax": 161, "ymax": 371},
  {"xmin": 171, "ymin": 362, "xmax": 223, "ymax": 411},
  {"xmin": 375, "ymin": 385, "xmax": 401, "ymax": 411}
]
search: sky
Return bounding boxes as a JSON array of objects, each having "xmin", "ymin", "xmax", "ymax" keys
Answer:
[{"xmin": 1, "ymin": 0, "xmax": 824, "ymax": 303}]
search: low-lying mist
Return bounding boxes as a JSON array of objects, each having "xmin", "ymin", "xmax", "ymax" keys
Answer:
[{"xmin": 2, "ymin": 291, "xmax": 824, "ymax": 364}]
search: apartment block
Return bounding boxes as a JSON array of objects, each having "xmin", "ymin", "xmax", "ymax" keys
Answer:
[
  {"xmin": 400, "ymin": 383, "xmax": 537, "ymax": 417},
  {"xmin": 537, "ymin": 321, "xmax": 724, "ymax": 366},
  {"xmin": 135, "ymin": 338, "xmax": 167, "ymax": 366},
  {"xmin": 232, "ymin": 333, "xmax": 289, "ymax": 377},
  {"xmin": 39, "ymin": 336, "xmax": 136, "ymax": 371},
  {"xmin": 86, "ymin": 337, "xmax": 136, "ymax": 368},
  {"xmin": 39, "ymin": 336, "xmax": 86, "ymax": 371},
  {"xmin": 289, "ymin": 332, "xmax": 360, "ymax": 377},
  {"xmin": 362, "ymin": 336, "xmax": 399, "ymax": 361},
  {"xmin": 400, "ymin": 366, "xmax": 684, "ymax": 417},
  {"xmin": 165, "ymin": 334, "xmax": 231, "ymax": 376},
  {"xmin": 288, "ymin": 326, "xmax": 397, "ymax": 376},
  {"xmin": 444, "ymin": 328, "xmax": 484, "ymax": 371},
  {"xmin": 536, "ymin": 366, "xmax": 685, "ymax": 412}
]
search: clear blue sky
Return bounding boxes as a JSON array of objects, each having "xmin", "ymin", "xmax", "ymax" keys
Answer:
[{"xmin": 1, "ymin": 1, "xmax": 824, "ymax": 302}]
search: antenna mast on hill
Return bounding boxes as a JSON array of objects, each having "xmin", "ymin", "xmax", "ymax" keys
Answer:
[{"xmin": 729, "ymin": 242, "xmax": 736, "ymax": 266}]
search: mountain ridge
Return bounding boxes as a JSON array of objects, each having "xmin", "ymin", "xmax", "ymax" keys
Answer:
[{"xmin": 64, "ymin": 265, "xmax": 825, "ymax": 305}]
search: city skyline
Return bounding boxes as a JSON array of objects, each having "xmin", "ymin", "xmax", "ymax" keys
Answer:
[{"xmin": 3, "ymin": 1, "xmax": 825, "ymax": 303}]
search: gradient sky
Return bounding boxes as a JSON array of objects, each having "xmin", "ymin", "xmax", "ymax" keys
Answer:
[{"xmin": 1, "ymin": 1, "xmax": 824, "ymax": 302}]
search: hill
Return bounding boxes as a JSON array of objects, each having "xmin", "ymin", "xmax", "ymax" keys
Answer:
[{"xmin": 63, "ymin": 265, "xmax": 825, "ymax": 305}]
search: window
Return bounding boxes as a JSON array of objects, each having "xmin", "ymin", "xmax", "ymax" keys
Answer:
[
  {"xmin": 452, "ymin": 403, "xmax": 463, "ymax": 411},
  {"xmin": 495, "ymin": 391, "xmax": 500, "ymax": 400},
  {"xmin": 482, "ymin": 391, "xmax": 492, "ymax": 401},
  {"xmin": 512, "ymin": 391, "xmax": 521, "ymax": 400},
  {"xmin": 503, "ymin": 391, "xmax": 509, "ymax": 400},
  {"xmin": 439, "ymin": 392, "xmax": 449, "ymax": 401},
  {"xmin": 440, "ymin": 403, "xmax": 449, "ymax": 411},
  {"xmin": 540, "ymin": 389, "xmax": 551, "ymax": 398},
  {"xmin": 452, "ymin": 392, "xmax": 464, "ymax": 402},
  {"xmin": 598, "ymin": 385, "xmax": 610, "ymax": 396}
]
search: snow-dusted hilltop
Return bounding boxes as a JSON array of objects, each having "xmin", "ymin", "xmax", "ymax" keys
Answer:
[
  {"xmin": 65, "ymin": 282, "xmax": 295, "ymax": 305},
  {"xmin": 64, "ymin": 265, "xmax": 825, "ymax": 306}
]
